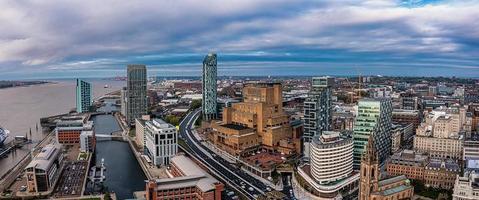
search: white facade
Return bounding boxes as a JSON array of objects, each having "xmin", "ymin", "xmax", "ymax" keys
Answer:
[
  {"xmin": 80, "ymin": 131, "xmax": 94, "ymax": 153},
  {"xmin": 310, "ymin": 131, "xmax": 354, "ymax": 184},
  {"xmin": 145, "ymin": 119, "xmax": 178, "ymax": 167},
  {"xmin": 453, "ymin": 171, "xmax": 479, "ymax": 200}
]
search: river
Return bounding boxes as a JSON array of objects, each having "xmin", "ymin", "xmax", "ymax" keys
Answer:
[
  {"xmin": 0, "ymin": 80, "xmax": 123, "ymax": 178},
  {"xmin": 90, "ymin": 114, "xmax": 147, "ymax": 200}
]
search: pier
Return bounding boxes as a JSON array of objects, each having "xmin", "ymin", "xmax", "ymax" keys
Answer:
[{"xmin": 0, "ymin": 138, "xmax": 31, "ymax": 159}]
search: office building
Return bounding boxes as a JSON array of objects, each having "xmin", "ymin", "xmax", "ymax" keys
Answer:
[
  {"xmin": 353, "ymin": 98, "xmax": 393, "ymax": 168},
  {"xmin": 310, "ymin": 131, "xmax": 353, "ymax": 184},
  {"xmin": 452, "ymin": 170, "xmax": 479, "ymax": 200},
  {"xmin": 210, "ymin": 83, "xmax": 293, "ymax": 155},
  {"xmin": 414, "ymin": 107, "xmax": 466, "ymax": 160},
  {"xmin": 414, "ymin": 135, "xmax": 463, "ymax": 159},
  {"xmin": 392, "ymin": 109, "xmax": 421, "ymax": 133},
  {"xmin": 400, "ymin": 92, "xmax": 419, "ymax": 110},
  {"xmin": 303, "ymin": 77, "xmax": 334, "ymax": 158},
  {"xmin": 120, "ymin": 87, "xmax": 127, "ymax": 116},
  {"xmin": 80, "ymin": 131, "xmax": 95, "ymax": 153},
  {"xmin": 423, "ymin": 159, "xmax": 460, "ymax": 190},
  {"xmin": 464, "ymin": 133, "xmax": 479, "ymax": 169},
  {"xmin": 202, "ymin": 53, "xmax": 218, "ymax": 121},
  {"xmin": 145, "ymin": 155, "xmax": 224, "ymax": 200},
  {"xmin": 135, "ymin": 115, "xmax": 150, "ymax": 152},
  {"xmin": 386, "ymin": 150, "xmax": 428, "ymax": 181},
  {"xmin": 127, "ymin": 64, "xmax": 147, "ymax": 126},
  {"xmin": 145, "ymin": 119, "xmax": 177, "ymax": 167},
  {"xmin": 76, "ymin": 79, "xmax": 92, "ymax": 113},
  {"xmin": 359, "ymin": 136, "xmax": 414, "ymax": 200},
  {"xmin": 55, "ymin": 117, "xmax": 93, "ymax": 144},
  {"xmin": 25, "ymin": 143, "xmax": 64, "ymax": 193},
  {"xmin": 296, "ymin": 131, "xmax": 359, "ymax": 198}
]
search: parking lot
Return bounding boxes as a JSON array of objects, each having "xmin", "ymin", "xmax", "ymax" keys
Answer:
[{"xmin": 53, "ymin": 160, "xmax": 88, "ymax": 197}]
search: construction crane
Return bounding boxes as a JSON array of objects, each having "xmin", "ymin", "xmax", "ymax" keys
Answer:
[{"xmin": 344, "ymin": 69, "xmax": 363, "ymax": 103}]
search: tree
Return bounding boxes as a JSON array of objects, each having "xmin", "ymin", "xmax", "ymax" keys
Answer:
[
  {"xmin": 164, "ymin": 115, "xmax": 180, "ymax": 126},
  {"xmin": 190, "ymin": 99, "xmax": 202, "ymax": 110}
]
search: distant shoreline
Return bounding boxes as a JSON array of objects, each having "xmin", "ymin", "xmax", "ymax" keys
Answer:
[{"xmin": 0, "ymin": 81, "xmax": 50, "ymax": 90}]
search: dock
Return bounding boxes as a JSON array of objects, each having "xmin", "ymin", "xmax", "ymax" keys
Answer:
[{"xmin": 0, "ymin": 138, "xmax": 32, "ymax": 159}]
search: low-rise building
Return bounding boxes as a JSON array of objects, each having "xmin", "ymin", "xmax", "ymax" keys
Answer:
[
  {"xmin": 414, "ymin": 134, "xmax": 463, "ymax": 160},
  {"xmin": 424, "ymin": 159, "xmax": 460, "ymax": 190},
  {"xmin": 209, "ymin": 122, "xmax": 259, "ymax": 157},
  {"xmin": 386, "ymin": 150, "xmax": 428, "ymax": 181},
  {"xmin": 79, "ymin": 131, "xmax": 95, "ymax": 153},
  {"xmin": 464, "ymin": 133, "xmax": 479, "ymax": 168},
  {"xmin": 25, "ymin": 143, "xmax": 64, "ymax": 193},
  {"xmin": 55, "ymin": 118, "xmax": 93, "ymax": 144},
  {"xmin": 145, "ymin": 155, "xmax": 224, "ymax": 200},
  {"xmin": 145, "ymin": 119, "xmax": 178, "ymax": 167},
  {"xmin": 135, "ymin": 115, "xmax": 150, "ymax": 152}
]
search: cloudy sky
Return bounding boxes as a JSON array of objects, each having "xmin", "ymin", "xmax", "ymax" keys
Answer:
[{"xmin": 1, "ymin": 0, "xmax": 479, "ymax": 79}]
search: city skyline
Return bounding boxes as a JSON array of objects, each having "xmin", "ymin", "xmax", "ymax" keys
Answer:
[{"xmin": 1, "ymin": 0, "xmax": 479, "ymax": 79}]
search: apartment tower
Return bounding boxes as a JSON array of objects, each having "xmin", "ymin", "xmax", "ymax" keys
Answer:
[
  {"xmin": 202, "ymin": 53, "xmax": 218, "ymax": 121},
  {"xmin": 127, "ymin": 64, "xmax": 147, "ymax": 126}
]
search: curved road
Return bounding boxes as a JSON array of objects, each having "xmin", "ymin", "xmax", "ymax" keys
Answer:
[{"xmin": 179, "ymin": 110, "xmax": 272, "ymax": 199}]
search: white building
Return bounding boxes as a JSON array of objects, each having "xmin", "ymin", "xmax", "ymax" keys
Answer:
[
  {"xmin": 145, "ymin": 119, "xmax": 178, "ymax": 166},
  {"xmin": 297, "ymin": 131, "xmax": 359, "ymax": 198},
  {"xmin": 80, "ymin": 131, "xmax": 95, "ymax": 153},
  {"xmin": 25, "ymin": 143, "xmax": 64, "ymax": 192},
  {"xmin": 452, "ymin": 171, "xmax": 479, "ymax": 200}
]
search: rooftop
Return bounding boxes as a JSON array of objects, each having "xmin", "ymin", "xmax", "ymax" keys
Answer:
[
  {"xmin": 220, "ymin": 123, "xmax": 250, "ymax": 131},
  {"xmin": 242, "ymin": 152, "xmax": 284, "ymax": 170},
  {"xmin": 378, "ymin": 175, "xmax": 408, "ymax": 187},
  {"xmin": 26, "ymin": 143, "xmax": 62, "ymax": 171},
  {"xmin": 154, "ymin": 155, "xmax": 220, "ymax": 192}
]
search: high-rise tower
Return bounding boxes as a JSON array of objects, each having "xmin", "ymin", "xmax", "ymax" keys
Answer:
[
  {"xmin": 127, "ymin": 64, "xmax": 147, "ymax": 126},
  {"xmin": 303, "ymin": 77, "xmax": 334, "ymax": 158},
  {"xmin": 353, "ymin": 98, "xmax": 393, "ymax": 168},
  {"xmin": 202, "ymin": 53, "xmax": 218, "ymax": 121},
  {"xmin": 76, "ymin": 79, "xmax": 92, "ymax": 113}
]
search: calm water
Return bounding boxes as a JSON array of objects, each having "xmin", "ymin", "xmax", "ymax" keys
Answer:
[
  {"xmin": 95, "ymin": 140, "xmax": 147, "ymax": 199},
  {"xmin": 0, "ymin": 79, "xmax": 124, "ymax": 177},
  {"xmin": 92, "ymin": 115, "xmax": 121, "ymax": 135}
]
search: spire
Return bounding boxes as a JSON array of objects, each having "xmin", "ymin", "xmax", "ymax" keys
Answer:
[{"xmin": 362, "ymin": 134, "xmax": 378, "ymax": 163}]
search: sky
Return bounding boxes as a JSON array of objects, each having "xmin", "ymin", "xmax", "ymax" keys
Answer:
[{"xmin": 1, "ymin": 0, "xmax": 479, "ymax": 79}]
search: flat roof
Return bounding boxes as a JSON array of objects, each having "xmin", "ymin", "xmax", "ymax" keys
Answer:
[
  {"xmin": 154, "ymin": 155, "xmax": 220, "ymax": 192},
  {"xmin": 220, "ymin": 124, "xmax": 250, "ymax": 131}
]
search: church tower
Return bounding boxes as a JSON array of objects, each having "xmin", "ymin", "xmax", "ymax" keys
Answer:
[{"xmin": 359, "ymin": 135, "xmax": 380, "ymax": 200}]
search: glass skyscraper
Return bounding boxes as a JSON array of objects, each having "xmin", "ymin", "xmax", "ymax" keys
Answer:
[
  {"xmin": 202, "ymin": 53, "xmax": 218, "ymax": 121},
  {"xmin": 127, "ymin": 64, "xmax": 147, "ymax": 126},
  {"xmin": 76, "ymin": 79, "xmax": 92, "ymax": 113},
  {"xmin": 353, "ymin": 98, "xmax": 393, "ymax": 169},
  {"xmin": 303, "ymin": 77, "xmax": 334, "ymax": 159}
]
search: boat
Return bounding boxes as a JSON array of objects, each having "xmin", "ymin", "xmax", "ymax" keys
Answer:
[
  {"xmin": 0, "ymin": 127, "xmax": 9, "ymax": 146},
  {"xmin": 104, "ymin": 84, "xmax": 109, "ymax": 88}
]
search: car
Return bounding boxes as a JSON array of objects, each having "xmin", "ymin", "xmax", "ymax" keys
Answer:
[
  {"xmin": 248, "ymin": 187, "xmax": 254, "ymax": 192},
  {"xmin": 19, "ymin": 186, "xmax": 27, "ymax": 192}
]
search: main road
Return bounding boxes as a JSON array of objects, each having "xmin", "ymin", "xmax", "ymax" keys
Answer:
[{"xmin": 179, "ymin": 109, "xmax": 274, "ymax": 200}]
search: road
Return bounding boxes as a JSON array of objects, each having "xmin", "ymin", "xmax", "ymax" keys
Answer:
[
  {"xmin": 179, "ymin": 110, "xmax": 272, "ymax": 200},
  {"xmin": 281, "ymin": 173, "xmax": 296, "ymax": 200}
]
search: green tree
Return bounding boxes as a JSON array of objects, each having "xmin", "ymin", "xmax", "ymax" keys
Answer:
[
  {"xmin": 164, "ymin": 115, "xmax": 180, "ymax": 126},
  {"xmin": 190, "ymin": 99, "xmax": 202, "ymax": 110}
]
